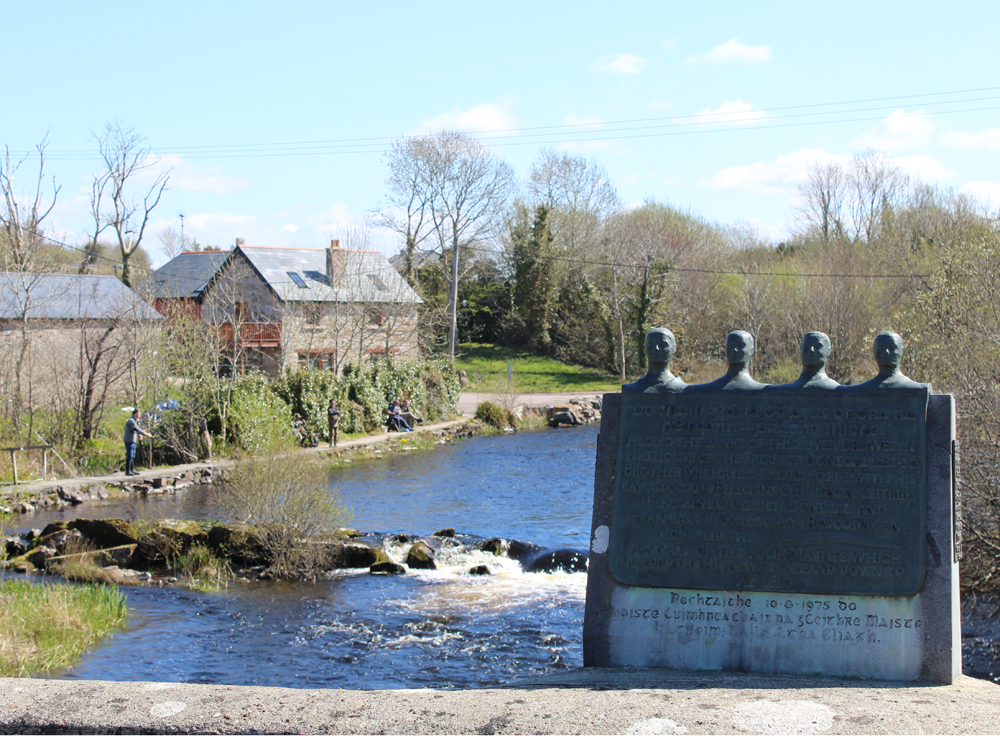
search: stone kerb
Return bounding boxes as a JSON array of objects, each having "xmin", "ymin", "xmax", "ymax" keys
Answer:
[{"xmin": 583, "ymin": 389, "xmax": 960, "ymax": 684}]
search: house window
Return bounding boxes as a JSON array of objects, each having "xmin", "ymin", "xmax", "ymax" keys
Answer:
[
  {"xmin": 368, "ymin": 273, "xmax": 387, "ymax": 291},
  {"xmin": 367, "ymin": 306, "xmax": 386, "ymax": 326},
  {"xmin": 297, "ymin": 349, "xmax": 336, "ymax": 371},
  {"xmin": 287, "ymin": 271, "xmax": 308, "ymax": 289},
  {"xmin": 305, "ymin": 304, "xmax": 322, "ymax": 326}
]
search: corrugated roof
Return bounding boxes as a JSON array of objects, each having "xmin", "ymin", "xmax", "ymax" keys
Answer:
[
  {"xmin": 144, "ymin": 251, "xmax": 230, "ymax": 300},
  {"xmin": 0, "ymin": 273, "xmax": 163, "ymax": 320},
  {"xmin": 238, "ymin": 245, "xmax": 423, "ymax": 304}
]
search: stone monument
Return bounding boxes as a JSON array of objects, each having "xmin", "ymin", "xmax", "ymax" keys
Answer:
[{"xmin": 584, "ymin": 330, "xmax": 960, "ymax": 683}]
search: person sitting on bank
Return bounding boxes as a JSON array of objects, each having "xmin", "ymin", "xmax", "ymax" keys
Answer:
[
  {"xmin": 766, "ymin": 331, "xmax": 840, "ymax": 390},
  {"xmin": 399, "ymin": 398, "xmax": 421, "ymax": 428},
  {"xmin": 686, "ymin": 330, "xmax": 765, "ymax": 392},
  {"xmin": 850, "ymin": 331, "xmax": 931, "ymax": 392},
  {"xmin": 621, "ymin": 327, "xmax": 687, "ymax": 394},
  {"xmin": 327, "ymin": 399, "xmax": 343, "ymax": 447},
  {"xmin": 387, "ymin": 400, "xmax": 412, "ymax": 432},
  {"xmin": 123, "ymin": 409, "xmax": 153, "ymax": 477}
]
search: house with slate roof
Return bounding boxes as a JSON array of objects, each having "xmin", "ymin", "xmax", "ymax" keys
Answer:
[
  {"xmin": 148, "ymin": 241, "xmax": 421, "ymax": 376},
  {"xmin": 0, "ymin": 272, "xmax": 162, "ymax": 407}
]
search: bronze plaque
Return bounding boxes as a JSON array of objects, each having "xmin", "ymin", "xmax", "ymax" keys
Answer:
[{"xmin": 610, "ymin": 390, "xmax": 928, "ymax": 595}]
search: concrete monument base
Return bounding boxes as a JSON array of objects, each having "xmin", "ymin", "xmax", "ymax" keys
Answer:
[{"xmin": 584, "ymin": 393, "xmax": 961, "ymax": 684}]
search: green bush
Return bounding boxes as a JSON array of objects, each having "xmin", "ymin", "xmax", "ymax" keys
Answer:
[
  {"xmin": 475, "ymin": 401, "xmax": 516, "ymax": 430},
  {"xmin": 271, "ymin": 358, "xmax": 462, "ymax": 437},
  {"xmin": 230, "ymin": 373, "xmax": 294, "ymax": 453}
]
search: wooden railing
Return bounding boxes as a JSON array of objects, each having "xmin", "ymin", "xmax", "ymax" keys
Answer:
[
  {"xmin": 3, "ymin": 444, "xmax": 52, "ymax": 485},
  {"xmin": 217, "ymin": 322, "xmax": 281, "ymax": 345}
]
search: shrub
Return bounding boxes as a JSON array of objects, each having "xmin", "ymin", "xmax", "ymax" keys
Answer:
[
  {"xmin": 475, "ymin": 401, "xmax": 516, "ymax": 430},
  {"xmin": 229, "ymin": 373, "xmax": 294, "ymax": 453},
  {"xmin": 213, "ymin": 450, "xmax": 350, "ymax": 578}
]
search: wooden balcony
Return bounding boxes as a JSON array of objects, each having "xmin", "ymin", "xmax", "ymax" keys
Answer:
[{"xmin": 217, "ymin": 322, "xmax": 282, "ymax": 347}]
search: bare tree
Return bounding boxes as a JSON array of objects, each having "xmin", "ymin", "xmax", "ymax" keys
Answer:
[
  {"xmin": 528, "ymin": 148, "xmax": 620, "ymax": 255},
  {"xmin": 795, "ymin": 162, "xmax": 846, "ymax": 244},
  {"xmin": 382, "ymin": 132, "xmax": 514, "ymax": 359},
  {"xmin": 92, "ymin": 122, "xmax": 170, "ymax": 287},
  {"xmin": 0, "ymin": 136, "xmax": 62, "ymax": 433},
  {"xmin": 848, "ymin": 150, "xmax": 909, "ymax": 245}
]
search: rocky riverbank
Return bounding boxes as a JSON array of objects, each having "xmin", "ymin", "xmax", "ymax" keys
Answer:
[{"xmin": 2, "ymin": 515, "xmax": 588, "ymax": 586}]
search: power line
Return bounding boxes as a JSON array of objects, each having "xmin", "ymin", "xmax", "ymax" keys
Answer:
[{"xmin": 13, "ymin": 86, "xmax": 1000, "ymax": 161}]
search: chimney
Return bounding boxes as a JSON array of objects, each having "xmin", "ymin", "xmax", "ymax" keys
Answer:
[{"xmin": 327, "ymin": 239, "xmax": 345, "ymax": 285}]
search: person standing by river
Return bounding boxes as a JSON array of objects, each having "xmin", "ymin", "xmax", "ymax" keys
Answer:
[
  {"xmin": 327, "ymin": 399, "xmax": 342, "ymax": 447},
  {"xmin": 123, "ymin": 409, "xmax": 153, "ymax": 476}
]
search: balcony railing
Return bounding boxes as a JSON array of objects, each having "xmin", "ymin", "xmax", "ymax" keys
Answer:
[{"xmin": 217, "ymin": 322, "xmax": 282, "ymax": 346}]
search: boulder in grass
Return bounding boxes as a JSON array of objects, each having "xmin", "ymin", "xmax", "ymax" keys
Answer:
[{"xmin": 405, "ymin": 541, "xmax": 437, "ymax": 570}]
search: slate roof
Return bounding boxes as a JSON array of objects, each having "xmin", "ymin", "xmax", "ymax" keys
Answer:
[
  {"xmin": 0, "ymin": 273, "xmax": 162, "ymax": 321},
  {"xmin": 143, "ymin": 250, "xmax": 230, "ymax": 301},
  {"xmin": 238, "ymin": 245, "xmax": 422, "ymax": 304},
  {"xmin": 148, "ymin": 245, "xmax": 422, "ymax": 306}
]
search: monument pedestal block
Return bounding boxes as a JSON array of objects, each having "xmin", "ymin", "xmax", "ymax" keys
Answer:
[{"xmin": 583, "ymin": 393, "xmax": 960, "ymax": 683}]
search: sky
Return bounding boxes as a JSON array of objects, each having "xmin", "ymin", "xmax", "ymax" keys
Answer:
[{"xmin": 5, "ymin": 0, "xmax": 1000, "ymax": 269}]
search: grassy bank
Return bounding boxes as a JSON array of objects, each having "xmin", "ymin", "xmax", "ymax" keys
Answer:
[
  {"xmin": 0, "ymin": 580, "xmax": 127, "ymax": 677},
  {"xmin": 456, "ymin": 343, "xmax": 620, "ymax": 393}
]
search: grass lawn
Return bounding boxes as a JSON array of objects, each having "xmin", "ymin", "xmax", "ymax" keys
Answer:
[{"xmin": 454, "ymin": 343, "xmax": 621, "ymax": 393}]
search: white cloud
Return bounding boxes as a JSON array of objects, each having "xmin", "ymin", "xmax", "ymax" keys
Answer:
[
  {"xmin": 154, "ymin": 155, "xmax": 253, "ymax": 194},
  {"xmin": 593, "ymin": 53, "xmax": 647, "ymax": 75},
  {"xmin": 701, "ymin": 148, "xmax": 846, "ymax": 194},
  {"xmin": 850, "ymin": 110, "xmax": 934, "ymax": 151},
  {"xmin": 941, "ymin": 127, "xmax": 1000, "ymax": 149},
  {"xmin": 282, "ymin": 224, "xmax": 299, "ymax": 233},
  {"xmin": 417, "ymin": 99, "xmax": 518, "ymax": 135},
  {"xmin": 688, "ymin": 39, "xmax": 773, "ymax": 65},
  {"xmin": 687, "ymin": 100, "xmax": 768, "ymax": 127},
  {"xmin": 893, "ymin": 155, "xmax": 954, "ymax": 181},
  {"xmin": 649, "ymin": 100, "xmax": 672, "ymax": 112}
]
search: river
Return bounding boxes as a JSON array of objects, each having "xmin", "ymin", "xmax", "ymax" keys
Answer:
[
  {"xmin": 11, "ymin": 424, "xmax": 1000, "ymax": 687},
  {"xmin": 37, "ymin": 426, "xmax": 599, "ymax": 689}
]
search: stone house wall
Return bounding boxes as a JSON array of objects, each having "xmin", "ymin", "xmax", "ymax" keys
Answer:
[{"xmin": 200, "ymin": 254, "xmax": 420, "ymax": 377}]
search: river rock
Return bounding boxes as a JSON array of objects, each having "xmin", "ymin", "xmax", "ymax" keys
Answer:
[
  {"xmin": 370, "ymin": 561, "xmax": 406, "ymax": 575},
  {"xmin": 468, "ymin": 565, "xmax": 491, "ymax": 576},
  {"xmin": 5, "ymin": 537, "xmax": 27, "ymax": 558},
  {"xmin": 474, "ymin": 537, "xmax": 543, "ymax": 564},
  {"xmin": 69, "ymin": 518, "xmax": 138, "ymax": 549},
  {"xmin": 207, "ymin": 524, "xmax": 268, "ymax": 566},
  {"xmin": 526, "ymin": 549, "xmax": 588, "ymax": 573},
  {"xmin": 56, "ymin": 486, "xmax": 87, "ymax": 505},
  {"xmin": 331, "ymin": 542, "xmax": 390, "ymax": 568},
  {"xmin": 433, "ymin": 527, "xmax": 456, "ymax": 537},
  {"xmin": 38, "ymin": 521, "xmax": 68, "ymax": 538},
  {"xmin": 27, "ymin": 545, "xmax": 57, "ymax": 570},
  {"xmin": 405, "ymin": 541, "xmax": 436, "ymax": 570},
  {"xmin": 136, "ymin": 520, "xmax": 210, "ymax": 565}
]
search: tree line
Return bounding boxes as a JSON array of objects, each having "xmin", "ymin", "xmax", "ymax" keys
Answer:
[{"xmin": 381, "ymin": 133, "xmax": 1000, "ymax": 589}]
